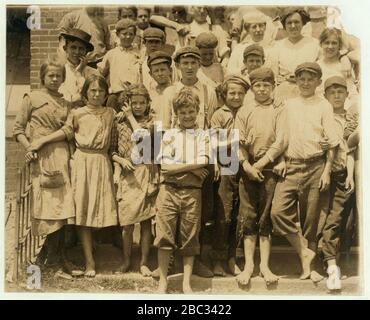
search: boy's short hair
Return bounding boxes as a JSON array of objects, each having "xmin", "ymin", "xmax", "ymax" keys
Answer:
[
  {"xmin": 173, "ymin": 88, "xmax": 200, "ymax": 114},
  {"xmin": 80, "ymin": 74, "xmax": 109, "ymax": 100},
  {"xmin": 39, "ymin": 56, "xmax": 66, "ymax": 85},
  {"xmin": 115, "ymin": 18, "xmax": 137, "ymax": 34},
  {"xmin": 195, "ymin": 32, "xmax": 218, "ymax": 49},
  {"xmin": 250, "ymin": 67, "xmax": 275, "ymax": 86},
  {"xmin": 294, "ymin": 62, "xmax": 322, "ymax": 79}
]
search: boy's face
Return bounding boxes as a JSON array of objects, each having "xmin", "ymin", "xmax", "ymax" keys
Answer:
[
  {"xmin": 137, "ymin": 9, "xmax": 150, "ymax": 29},
  {"xmin": 248, "ymin": 23, "xmax": 266, "ymax": 42},
  {"xmin": 131, "ymin": 94, "xmax": 148, "ymax": 117},
  {"xmin": 192, "ymin": 6, "xmax": 208, "ymax": 24},
  {"xmin": 243, "ymin": 54, "xmax": 264, "ymax": 74},
  {"xmin": 117, "ymin": 27, "xmax": 136, "ymax": 48},
  {"xmin": 145, "ymin": 39, "xmax": 164, "ymax": 54},
  {"xmin": 177, "ymin": 56, "xmax": 200, "ymax": 82},
  {"xmin": 65, "ymin": 40, "xmax": 87, "ymax": 65},
  {"xmin": 321, "ymin": 34, "xmax": 340, "ymax": 59},
  {"xmin": 44, "ymin": 66, "xmax": 64, "ymax": 92},
  {"xmin": 177, "ymin": 105, "xmax": 198, "ymax": 129},
  {"xmin": 252, "ymin": 81, "xmax": 274, "ymax": 103},
  {"xmin": 296, "ymin": 71, "xmax": 321, "ymax": 98},
  {"xmin": 285, "ymin": 13, "xmax": 303, "ymax": 39},
  {"xmin": 87, "ymin": 81, "xmax": 107, "ymax": 106},
  {"xmin": 199, "ymin": 47, "xmax": 215, "ymax": 66},
  {"xmin": 150, "ymin": 62, "xmax": 172, "ymax": 85},
  {"xmin": 120, "ymin": 8, "xmax": 136, "ymax": 20},
  {"xmin": 325, "ymin": 85, "xmax": 348, "ymax": 110},
  {"xmin": 225, "ymin": 83, "xmax": 246, "ymax": 109}
]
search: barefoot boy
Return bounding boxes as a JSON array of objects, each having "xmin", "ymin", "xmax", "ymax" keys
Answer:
[
  {"xmin": 155, "ymin": 88, "xmax": 209, "ymax": 293},
  {"xmin": 234, "ymin": 67, "xmax": 286, "ymax": 286},
  {"xmin": 271, "ymin": 62, "xmax": 340, "ymax": 280}
]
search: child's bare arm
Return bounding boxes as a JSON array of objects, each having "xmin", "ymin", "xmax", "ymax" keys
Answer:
[
  {"xmin": 28, "ymin": 129, "xmax": 67, "ymax": 152},
  {"xmin": 345, "ymin": 152, "xmax": 355, "ymax": 193},
  {"xmin": 319, "ymin": 147, "xmax": 337, "ymax": 192}
]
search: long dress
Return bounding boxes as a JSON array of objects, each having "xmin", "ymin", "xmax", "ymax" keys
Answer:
[
  {"xmin": 114, "ymin": 115, "xmax": 159, "ymax": 226},
  {"xmin": 61, "ymin": 105, "xmax": 118, "ymax": 228},
  {"xmin": 13, "ymin": 89, "xmax": 74, "ymax": 237}
]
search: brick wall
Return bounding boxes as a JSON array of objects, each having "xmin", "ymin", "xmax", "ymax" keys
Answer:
[
  {"xmin": 5, "ymin": 138, "xmax": 26, "ymax": 193},
  {"xmin": 31, "ymin": 5, "xmax": 119, "ymax": 90}
]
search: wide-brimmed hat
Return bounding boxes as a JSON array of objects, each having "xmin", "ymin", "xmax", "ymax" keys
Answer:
[{"xmin": 60, "ymin": 28, "xmax": 94, "ymax": 52}]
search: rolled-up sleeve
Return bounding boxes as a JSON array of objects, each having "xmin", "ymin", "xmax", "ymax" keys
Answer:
[{"xmin": 13, "ymin": 94, "xmax": 32, "ymax": 140}]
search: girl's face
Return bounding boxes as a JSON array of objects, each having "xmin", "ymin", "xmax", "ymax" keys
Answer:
[
  {"xmin": 321, "ymin": 34, "xmax": 341, "ymax": 59},
  {"xmin": 117, "ymin": 28, "xmax": 136, "ymax": 48},
  {"xmin": 86, "ymin": 81, "xmax": 107, "ymax": 106},
  {"xmin": 251, "ymin": 81, "xmax": 274, "ymax": 103},
  {"xmin": 44, "ymin": 66, "xmax": 64, "ymax": 92},
  {"xmin": 285, "ymin": 13, "xmax": 304, "ymax": 40},
  {"xmin": 65, "ymin": 40, "xmax": 87, "ymax": 65},
  {"xmin": 131, "ymin": 95, "xmax": 149, "ymax": 117},
  {"xmin": 248, "ymin": 23, "xmax": 266, "ymax": 42},
  {"xmin": 225, "ymin": 83, "xmax": 246, "ymax": 109}
]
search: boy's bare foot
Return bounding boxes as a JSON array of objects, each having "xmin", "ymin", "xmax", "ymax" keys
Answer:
[
  {"xmin": 310, "ymin": 270, "xmax": 324, "ymax": 283},
  {"xmin": 260, "ymin": 266, "xmax": 279, "ymax": 285},
  {"xmin": 236, "ymin": 264, "xmax": 254, "ymax": 285},
  {"xmin": 84, "ymin": 269, "xmax": 96, "ymax": 278},
  {"xmin": 157, "ymin": 280, "xmax": 168, "ymax": 294},
  {"xmin": 115, "ymin": 261, "xmax": 130, "ymax": 274},
  {"xmin": 228, "ymin": 257, "xmax": 241, "ymax": 276},
  {"xmin": 213, "ymin": 261, "xmax": 226, "ymax": 277},
  {"xmin": 140, "ymin": 265, "xmax": 152, "ymax": 277},
  {"xmin": 183, "ymin": 283, "xmax": 193, "ymax": 294},
  {"xmin": 300, "ymin": 248, "xmax": 315, "ymax": 280}
]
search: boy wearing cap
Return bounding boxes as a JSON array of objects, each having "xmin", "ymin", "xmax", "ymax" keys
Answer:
[
  {"xmin": 320, "ymin": 76, "xmax": 357, "ymax": 291},
  {"xmin": 271, "ymin": 62, "xmax": 340, "ymax": 280},
  {"xmin": 98, "ymin": 19, "xmax": 141, "ymax": 111},
  {"xmin": 195, "ymin": 32, "xmax": 225, "ymax": 90},
  {"xmin": 210, "ymin": 75, "xmax": 249, "ymax": 277},
  {"xmin": 58, "ymin": 29, "xmax": 98, "ymax": 107},
  {"xmin": 234, "ymin": 67, "xmax": 285, "ymax": 286},
  {"xmin": 155, "ymin": 88, "xmax": 210, "ymax": 293}
]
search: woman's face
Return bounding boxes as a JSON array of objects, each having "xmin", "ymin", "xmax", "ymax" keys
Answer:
[
  {"xmin": 86, "ymin": 81, "xmax": 107, "ymax": 106},
  {"xmin": 131, "ymin": 95, "xmax": 148, "ymax": 117},
  {"xmin": 248, "ymin": 23, "xmax": 266, "ymax": 42},
  {"xmin": 321, "ymin": 34, "xmax": 341, "ymax": 59},
  {"xmin": 43, "ymin": 66, "xmax": 64, "ymax": 92},
  {"xmin": 285, "ymin": 13, "xmax": 304, "ymax": 39}
]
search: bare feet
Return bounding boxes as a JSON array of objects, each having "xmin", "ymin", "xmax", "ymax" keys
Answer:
[
  {"xmin": 228, "ymin": 257, "xmax": 241, "ymax": 276},
  {"xmin": 84, "ymin": 261, "xmax": 96, "ymax": 278},
  {"xmin": 300, "ymin": 248, "xmax": 316, "ymax": 280},
  {"xmin": 183, "ymin": 282, "xmax": 193, "ymax": 294},
  {"xmin": 310, "ymin": 270, "xmax": 324, "ymax": 283},
  {"xmin": 260, "ymin": 265, "xmax": 279, "ymax": 285},
  {"xmin": 115, "ymin": 261, "xmax": 130, "ymax": 274},
  {"xmin": 213, "ymin": 261, "xmax": 227, "ymax": 277},
  {"xmin": 157, "ymin": 280, "xmax": 168, "ymax": 294},
  {"xmin": 140, "ymin": 265, "xmax": 152, "ymax": 277},
  {"xmin": 236, "ymin": 263, "xmax": 254, "ymax": 285}
]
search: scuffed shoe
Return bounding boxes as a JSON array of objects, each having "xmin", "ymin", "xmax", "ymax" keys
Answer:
[
  {"xmin": 326, "ymin": 265, "xmax": 341, "ymax": 291},
  {"xmin": 193, "ymin": 259, "xmax": 214, "ymax": 278}
]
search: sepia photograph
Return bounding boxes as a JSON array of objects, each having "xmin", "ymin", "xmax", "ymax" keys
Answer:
[{"xmin": 3, "ymin": 1, "xmax": 363, "ymax": 298}]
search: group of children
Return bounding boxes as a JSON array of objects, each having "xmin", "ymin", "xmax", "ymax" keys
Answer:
[{"xmin": 13, "ymin": 5, "xmax": 360, "ymax": 294}]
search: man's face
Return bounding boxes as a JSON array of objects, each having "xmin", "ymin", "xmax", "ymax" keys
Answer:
[
  {"xmin": 193, "ymin": 6, "xmax": 208, "ymax": 24},
  {"xmin": 199, "ymin": 48, "xmax": 215, "ymax": 66},
  {"xmin": 120, "ymin": 8, "xmax": 136, "ymax": 20},
  {"xmin": 285, "ymin": 13, "xmax": 303, "ymax": 39},
  {"xmin": 251, "ymin": 81, "xmax": 274, "ymax": 103},
  {"xmin": 243, "ymin": 54, "xmax": 264, "ymax": 73},
  {"xmin": 137, "ymin": 9, "xmax": 150, "ymax": 30},
  {"xmin": 225, "ymin": 83, "xmax": 247, "ymax": 109},
  {"xmin": 144, "ymin": 39, "xmax": 164, "ymax": 54},
  {"xmin": 296, "ymin": 71, "xmax": 321, "ymax": 97},
  {"xmin": 177, "ymin": 56, "xmax": 200, "ymax": 82},
  {"xmin": 150, "ymin": 62, "xmax": 172, "ymax": 85},
  {"xmin": 325, "ymin": 85, "xmax": 348, "ymax": 110},
  {"xmin": 248, "ymin": 23, "xmax": 266, "ymax": 42},
  {"xmin": 177, "ymin": 105, "xmax": 198, "ymax": 129},
  {"xmin": 117, "ymin": 28, "xmax": 136, "ymax": 48},
  {"xmin": 65, "ymin": 40, "xmax": 87, "ymax": 65}
]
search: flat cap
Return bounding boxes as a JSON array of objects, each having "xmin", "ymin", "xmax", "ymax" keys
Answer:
[
  {"xmin": 143, "ymin": 27, "xmax": 165, "ymax": 41},
  {"xmin": 195, "ymin": 32, "xmax": 218, "ymax": 49},
  {"xmin": 249, "ymin": 67, "xmax": 275, "ymax": 85},
  {"xmin": 147, "ymin": 50, "xmax": 172, "ymax": 67},
  {"xmin": 324, "ymin": 76, "xmax": 347, "ymax": 90},
  {"xmin": 223, "ymin": 74, "xmax": 250, "ymax": 92},
  {"xmin": 295, "ymin": 62, "xmax": 322, "ymax": 78},
  {"xmin": 174, "ymin": 46, "xmax": 201, "ymax": 62},
  {"xmin": 242, "ymin": 11, "xmax": 267, "ymax": 25},
  {"xmin": 115, "ymin": 18, "xmax": 137, "ymax": 32},
  {"xmin": 243, "ymin": 43, "xmax": 265, "ymax": 59}
]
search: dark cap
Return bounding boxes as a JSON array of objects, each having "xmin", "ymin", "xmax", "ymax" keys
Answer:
[
  {"xmin": 223, "ymin": 74, "xmax": 250, "ymax": 92},
  {"xmin": 115, "ymin": 18, "xmax": 137, "ymax": 32},
  {"xmin": 60, "ymin": 28, "xmax": 94, "ymax": 52},
  {"xmin": 243, "ymin": 43, "xmax": 265, "ymax": 59},
  {"xmin": 143, "ymin": 27, "xmax": 165, "ymax": 41},
  {"xmin": 249, "ymin": 67, "xmax": 275, "ymax": 85},
  {"xmin": 195, "ymin": 32, "xmax": 218, "ymax": 49},
  {"xmin": 324, "ymin": 76, "xmax": 347, "ymax": 91},
  {"xmin": 174, "ymin": 46, "xmax": 201, "ymax": 62},
  {"xmin": 295, "ymin": 62, "xmax": 322, "ymax": 78},
  {"xmin": 147, "ymin": 50, "xmax": 172, "ymax": 67}
]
